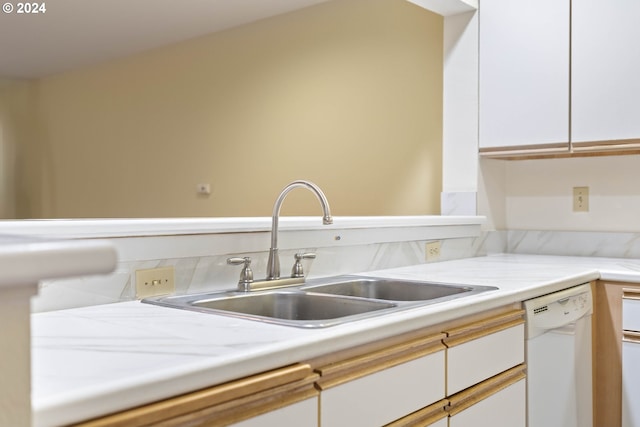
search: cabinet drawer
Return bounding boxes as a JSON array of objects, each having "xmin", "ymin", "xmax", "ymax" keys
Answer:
[
  {"xmin": 445, "ymin": 318, "xmax": 524, "ymax": 395},
  {"xmin": 319, "ymin": 350, "xmax": 445, "ymax": 427},
  {"xmin": 448, "ymin": 377, "xmax": 526, "ymax": 427},
  {"xmin": 623, "ymin": 293, "xmax": 640, "ymax": 332}
]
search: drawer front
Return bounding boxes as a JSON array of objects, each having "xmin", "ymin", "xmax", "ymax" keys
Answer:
[
  {"xmin": 448, "ymin": 378, "xmax": 526, "ymax": 427},
  {"xmin": 623, "ymin": 298, "xmax": 640, "ymax": 332},
  {"xmin": 447, "ymin": 324, "xmax": 524, "ymax": 395},
  {"xmin": 320, "ymin": 350, "xmax": 445, "ymax": 427}
]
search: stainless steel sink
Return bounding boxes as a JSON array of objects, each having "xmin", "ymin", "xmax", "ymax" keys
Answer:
[
  {"xmin": 144, "ymin": 290, "xmax": 397, "ymax": 328},
  {"xmin": 142, "ymin": 275, "xmax": 497, "ymax": 328},
  {"xmin": 301, "ymin": 276, "xmax": 497, "ymax": 303}
]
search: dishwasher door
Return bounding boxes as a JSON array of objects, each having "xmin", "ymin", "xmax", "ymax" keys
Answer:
[{"xmin": 524, "ymin": 283, "xmax": 593, "ymax": 427}]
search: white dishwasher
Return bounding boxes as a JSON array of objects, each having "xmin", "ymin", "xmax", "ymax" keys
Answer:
[{"xmin": 524, "ymin": 283, "xmax": 593, "ymax": 427}]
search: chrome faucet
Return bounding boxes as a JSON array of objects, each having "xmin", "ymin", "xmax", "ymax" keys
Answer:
[{"xmin": 266, "ymin": 180, "xmax": 333, "ymax": 280}]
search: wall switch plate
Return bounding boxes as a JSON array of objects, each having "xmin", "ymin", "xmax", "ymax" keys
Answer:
[
  {"xmin": 135, "ymin": 266, "xmax": 175, "ymax": 299},
  {"xmin": 573, "ymin": 186, "xmax": 589, "ymax": 212},
  {"xmin": 425, "ymin": 241, "xmax": 441, "ymax": 262}
]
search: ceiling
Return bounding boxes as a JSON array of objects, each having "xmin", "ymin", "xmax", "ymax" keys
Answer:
[{"xmin": 0, "ymin": 0, "xmax": 329, "ymax": 79}]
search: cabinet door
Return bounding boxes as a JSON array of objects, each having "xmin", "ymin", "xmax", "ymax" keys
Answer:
[
  {"xmin": 445, "ymin": 318, "xmax": 524, "ymax": 395},
  {"xmin": 449, "ymin": 378, "xmax": 526, "ymax": 427},
  {"xmin": 479, "ymin": 0, "xmax": 569, "ymax": 151},
  {"xmin": 572, "ymin": 0, "xmax": 640, "ymax": 144},
  {"xmin": 319, "ymin": 350, "xmax": 445, "ymax": 427}
]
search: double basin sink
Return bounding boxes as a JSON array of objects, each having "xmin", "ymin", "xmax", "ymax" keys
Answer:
[{"xmin": 143, "ymin": 276, "xmax": 498, "ymax": 328}]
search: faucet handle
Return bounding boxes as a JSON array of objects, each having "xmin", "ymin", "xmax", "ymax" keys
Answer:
[
  {"xmin": 291, "ymin": 252, "xmax": 316, "ymax": 278},
  {"xmin": 227, "ymin": 257, "xmax": 254, "ymax": 291}
]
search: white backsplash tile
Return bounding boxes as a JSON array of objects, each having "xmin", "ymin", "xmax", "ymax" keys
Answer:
[{"xmin": 32, "ymin": 238, "xmax": 479, "ymax": 313}]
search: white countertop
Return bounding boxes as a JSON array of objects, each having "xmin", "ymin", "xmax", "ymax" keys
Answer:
[
  {"xmin": 0, "ymin": 235, "xmax": 117, "ymax": 288},
  {"xmin": 31, "ymin": 253, "xmax": 640, "ymax": 427}
]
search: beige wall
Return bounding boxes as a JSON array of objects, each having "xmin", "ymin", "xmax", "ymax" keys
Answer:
[
  {"xmin": 11, "ymin": 0, "xmax": 443, "ymax": 218},
  {"xmin": 0, "ymin": 80, "xmax": 39, "ymax": 219}
]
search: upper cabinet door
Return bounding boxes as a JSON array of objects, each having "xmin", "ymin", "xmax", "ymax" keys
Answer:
[
  {"xmin": 572, "ymin": 0, "xmax": 640, "ymax": 144},
  {"xmin": 479, "ymin": 0, "xmax": 570, "ymax": 150}
]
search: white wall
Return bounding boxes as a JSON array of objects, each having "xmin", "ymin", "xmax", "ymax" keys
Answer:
[
  {"xmin": 441, "ymin": 10, "xmax": 479, "ymax": 216},
  {"xmin": 479, "ymin": 155, "xmax": 640, "ymax": 232}
]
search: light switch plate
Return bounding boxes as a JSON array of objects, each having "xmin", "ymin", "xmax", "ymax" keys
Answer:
[
  {"xmin": 135, "ymin": 266, "xmax": 175, "ymax": 299},
  {"xmin": 573, "ymin": 186, "xmax": 589, "ymax": 212}
]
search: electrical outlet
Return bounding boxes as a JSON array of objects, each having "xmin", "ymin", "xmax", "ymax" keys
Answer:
[
  {"xmin": 196, "ymin": 183, "xmax": 211, "ymax": 195},
  {"xmin": 425, "ymin": 241, "xmax": 441, "ymax": 262},
  {"xmin": 573, "ymin": 186, "xmax": 589, "ymax": 212},
  {"xmin": 135, "ymin": 266, "xmax": 175, "ymax": 299}
]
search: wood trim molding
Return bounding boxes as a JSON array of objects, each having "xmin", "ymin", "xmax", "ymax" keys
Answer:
[
  {"xmin": 623, "ymin": 330, "xmax": 640, "ymax": 343},
  {"xmin": 480, "ymin": 139, "xmax": 640, "ymax": 160},
  {"xmin": 623, "ymin": 288, "xmax": 640, "ymax": 300},
  {"xmin": 572, "ymin": 138, "xmax": 640, "ymax": 152},
  {"xmin": 315, "ymin": 333, "xmax": 446, "ymax": 390},
  {"xmin": 72, "ymin": 364, "xmax": 318, "ymax": 427},
  {"xmin": 443, "ymin": 309, "xmax": 525, "ymax": 348},
  {"xmin": 479, "ymin": 143, "xmax": 569, "ymax": 158},
  {"xmin": 384, "ymin": 399, "xmax": 449, "ymax": 427},
  {"xmin": 445, "ymin": 364, "xmax": 526, "ymax": 417}
]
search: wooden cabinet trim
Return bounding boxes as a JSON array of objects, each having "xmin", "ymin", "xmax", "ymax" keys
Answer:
[
  {"xmin": 72, "ymin": 364, "xmax": 317, "ymax": 427},
  {"xmin": 623, "ymin": 330, "xmax": 640, "ymax": 343},
  {"xmin": 443, "ymin": 309, "xmax": 525, "ymax": 348},
  {"xmin": 445, "ymin": 364, "xmax": 526, "ymax": 417},
  {"xmin": 155, "ymin": 377, "xmax": 318, "ymax": 427},
  {"xmin": 479, "ymin": 143, "xmax": 569, "ymax": 157},
  {"xmin": 383, "ymin": 399, "xmax": 449, "ymax": 427},
  {"xmin": 315, "ymin": 333, "xmax": 445, "ymax": 390},
  {"xmin": 623, "ymin": 288, "xmax": 640, "ymax": 300}
]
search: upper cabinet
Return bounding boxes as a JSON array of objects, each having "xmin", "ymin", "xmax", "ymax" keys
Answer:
[
  {"xmin": 479, "ymin": 0, "xmax": 640, "ymax": 158},
  {"xmin": 571, "ymin": 0, "xmax": 640, "ymax": 149},
  {"xmin": 479, "ymin": 0, "xmax": 570, "ymax": 155}
]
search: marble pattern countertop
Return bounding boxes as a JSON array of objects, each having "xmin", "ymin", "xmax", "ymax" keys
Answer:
[{"xmin": 31, "ymin": 253, "xmax": 640, "ymax": 427}]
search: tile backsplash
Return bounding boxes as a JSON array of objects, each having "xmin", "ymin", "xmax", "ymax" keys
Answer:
[
  {"xmin": 30, "ymin": 221, "xmax": 640, "ymax": 313},
  {"xmin": 29, "ymin": 217, "xmax": 484, "ymax": 312}
]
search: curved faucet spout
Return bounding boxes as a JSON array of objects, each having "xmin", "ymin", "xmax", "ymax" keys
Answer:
[{"xmin": 266, "ymin": 180, "xmax": 333, "ymax": 280}]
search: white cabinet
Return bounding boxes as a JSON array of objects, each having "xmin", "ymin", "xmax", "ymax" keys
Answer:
[
  {"xmin": 72, "ymin": 364, "xmax": 319, "ymax": 427},
  {"xmin": 443, "ymin": 309, "xmax": 526, "ymax": 426},
  {"xmin": 446, "ymin": 323, "xmax": 524, "ymax": 395},
  {"xmin": 448, "ymin": 373, "xmax": 526, "ymax": 427},
  {"xmin": 444, "ymin": 309, "xmax": 525, "ymax": 395},
  {"xmin": 316, "ymin": 334, "xmax": 446, "ymax": 427},
  {"xmin": 478, "ymin": 0, "xmax": 569, "ymax": 153},
  {"xmin": 479, "ymin": 0, "xmax": 640, "ymax": 157},
  {"xmin": 622, "ymin": 289, "xmax": 640, "ymax": 427},
  {"xmin": 571, "ymin": 0, "xmax": 640, "ymax": 145}
]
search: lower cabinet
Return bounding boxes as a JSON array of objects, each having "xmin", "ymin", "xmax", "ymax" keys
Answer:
[
  {"xmin": 595, "ymin": 281, "xmax": 640, "ymax": 427},
  {"xmin": 315, "ymin": 333, "xmax": 446, "ymax": 427},
  {"xmin": 444, "ymin": 309, "xmax": 525, "ymax": 396},
  {"xmin": 443, "ymin": 308, "xmax": 526, "ymax": 427},
  {"xmin": 73, "ymin": 364, "xmax": 319, "ymax": 427},
  {"xmin": 314, "ymin": 304, "xmax": 525, "ymax": 427},
  {"xmin": 72, "ymin": 304, "xmax": 526, "ymax": 427},
  {"xmin": 447, "ymin": 366, "xmax": 526, "ymax": 427}
]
